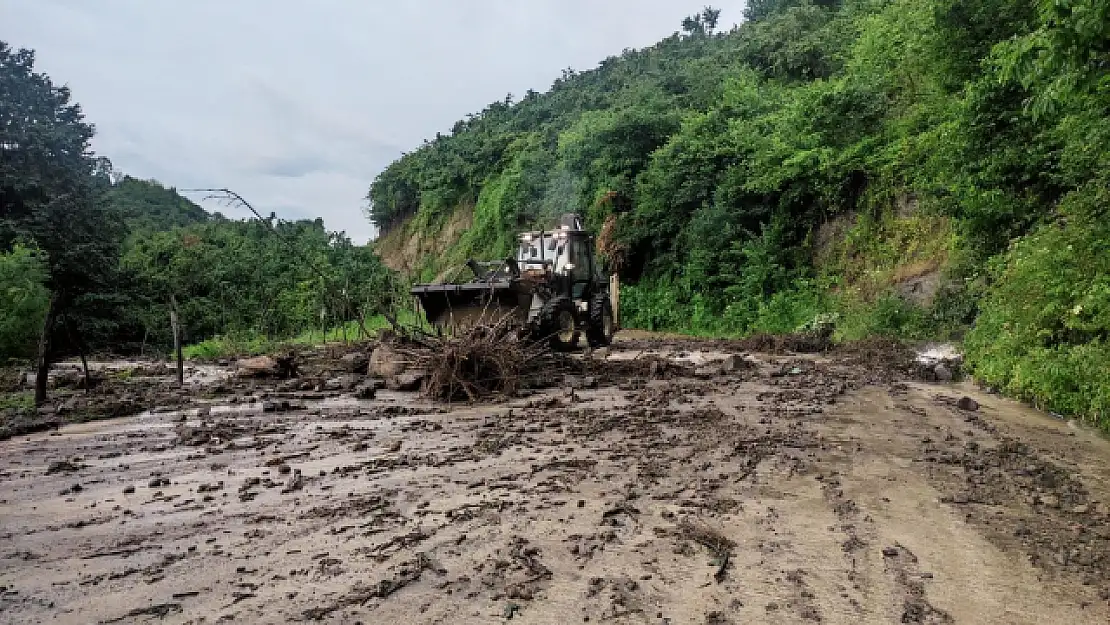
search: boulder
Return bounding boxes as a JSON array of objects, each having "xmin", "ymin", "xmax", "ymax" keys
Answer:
[
  {"xmin": 353, "ymin": 379, "xmax": 383, "ymax": 400},
  {"xmin": 720, "ymin": 354, "xmax": 751, "ymax": 373},
  {"xmin": 325, "ymin": 374, "xmax": 363, "ymax": 392},
  {"xmin": 369, "ymin": 345, "xmax": 405, "ymax": 379},
  {"xmin": 956, "ymin": 396, "xmax": 979, "ymax": 411},
  {"xmin": 237, "ymin": 353, "xmax": 297, "ymax": 379},
  {"xmin": 237, "ymin": 356, "xmax": 279, "ymax": 378},
  {"xmin": 340, "ymin": 352, "xmax": 370, "ymax": 374},
  {"xmin": 387, "ymin": 370, "xmax": 426, "ymax": 392}
]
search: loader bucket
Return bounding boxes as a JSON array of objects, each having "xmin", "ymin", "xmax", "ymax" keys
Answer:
[{"xmin": 411, "ymin": 281, "xmax": 530, "ymax": 330}]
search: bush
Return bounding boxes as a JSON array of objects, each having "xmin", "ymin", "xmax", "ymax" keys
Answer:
[
  {"xmin": 964, "ymin": 185, "xmax": 1110, "ymax": 429},
  {"xmin": 0, "ymin": 245, "xmax": 50, "ymax": 360}
]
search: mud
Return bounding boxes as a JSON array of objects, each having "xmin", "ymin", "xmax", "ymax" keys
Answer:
[{"xmin": 0, "ymin": 338, "xmax": 1108, "ymax": 624}]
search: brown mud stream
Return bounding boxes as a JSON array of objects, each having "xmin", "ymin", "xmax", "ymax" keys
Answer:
[{"xmin": 1, "ymin": 338, "xmax": 1108, "ymax": 624}]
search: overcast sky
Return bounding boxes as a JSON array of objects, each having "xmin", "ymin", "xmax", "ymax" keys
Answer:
[{"xmin": 5, "ymin": 0, "xmax": 747, "ymax": 242}]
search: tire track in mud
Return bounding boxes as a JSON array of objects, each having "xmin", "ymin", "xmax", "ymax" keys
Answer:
[{"xmin": 1, "ymin": 345, "xmax": 1108, "ymax": 623}]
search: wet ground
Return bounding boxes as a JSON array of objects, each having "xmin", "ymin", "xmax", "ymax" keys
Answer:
[{"xmin": 1, "ymin": 337, "xmax": 1108, "ymax": 624}]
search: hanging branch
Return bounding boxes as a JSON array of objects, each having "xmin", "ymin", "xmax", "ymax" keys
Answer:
[{"xmin": 183, "ymin": 188, "xmax": 391, "ymax": 338}]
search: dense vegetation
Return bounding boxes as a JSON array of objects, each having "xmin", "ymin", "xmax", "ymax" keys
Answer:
[
  {"xmin": 1, "ymin": 42, "xmax": 397, "ymax": 404},
  {"xmin": 367, "ymin": 0, "xmax": 1110, "ymax": 429}
]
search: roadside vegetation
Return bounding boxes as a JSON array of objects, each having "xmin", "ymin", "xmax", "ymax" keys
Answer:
[
  {"xmin": 4, "ymin": 1, "xmax": 1110, "ymax": 430},
  {"xmin": 1, "ymin": 41, "xmax": 402, "ymax": 409},
  {"xmin": 366, "ymin": 0, "xmax": 1110, "ymax": 430}
]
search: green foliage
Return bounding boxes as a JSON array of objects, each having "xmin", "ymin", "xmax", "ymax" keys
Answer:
[
  {"xmin": 1, "ymin": 41, "xmax": 125, "ymax": 376},
  {"xmin": 110, "ymin": 176, "xmax": 208, "ymax": 233},
  {"xmin": 0, "ymin": 391, "xmax": 33, "ymax": 412},
  {"xmin": 965, "ymin": 182, "xmax": 1110, "ymax": 428},
  {"xmin": 835, "ymin": 292, "xmax": 932, "ymax": 340},
  {"xmin": 124, "ymin": 217, "xmax": 400, "ymax": 352},
  {"xmin": 365, "ymin": 1, "xmax": 1110, "ymax": 433},
  {"xmin": 182, "ymin": 312, "xmax": 418, "ymax": 360},
  {"xmin": 0, "ymin": 245, "xmax": 49, "ymax": 359}
]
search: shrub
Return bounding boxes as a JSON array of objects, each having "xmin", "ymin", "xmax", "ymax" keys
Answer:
[{"xmin": 964, "ymin": 184, "xmax": 1110, "ymax": 429}]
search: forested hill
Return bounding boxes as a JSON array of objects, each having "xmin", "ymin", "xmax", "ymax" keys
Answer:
[
  {"xmin": 2, "ymin": 39, "xmax": 396, "ymax": 372},
  {"xmin": 368, "ymin": 0, "xmax": 1110, "ymax": 428},
  {"xmin": 110, "ymin": 176, "xmax": 209, "ymax": 233}
]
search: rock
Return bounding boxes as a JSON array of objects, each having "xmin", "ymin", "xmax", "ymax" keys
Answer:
[
  {"xmin": 563, "ymin": 375, "xmax": 598, "ymax": 389},
  {"xmin": 1038, "ymin": 494, "xmax": 1060, "ymax": 509},
  {"xmin": 720, "ymin": 354, "xmax": 750, "ymax": 373},
  {"xmin": 57, "ymin": 398, "xmax": 79, "ymax": 415},
  {"xmin": 237, "ymin": 356, "xmax": 279, "ymax": 378},
  {"xmin": 261, "ymin": 400, "xmax": 301, "ymax": 413},
  {"xmin": 323, "ymin": 375, "xmax": 361, "ymax": 392},
  {"xmin": 281, "ymin": 470, "xmax": 305, "ymax": 494},
  {"xmin": 369, "ymin": 345, "xmax": 405, "ymax": 379},
  {"xmin": 934, "ymin": 363, "xmax": 953, "ymax": 382},
  {"xmin": 387, "ymin": 370, "xmax": 426, "ymax": 392},
  {"xmin": 694, "ymin": 365, "xmax": 721, "ymax": 379},
  {"xmin": 236, "ymin": 353, "xmax": 297, "ymax": 379},
  {"xmin": 1071, "ymin": 504, "xmax": 1090, "ymax": 514},
  {"xmin": 956, "ymin": 396, "xmax": 979, "ymax": 411},
  {"xmin": 353, "ymin": 379, "xmax": 384, "ymax": 400},
  {"xmin": 340, "ymin": 352, "xmax": 370, "ymax": 374},
  {"xmin": 882, "ymin": 547, "xmax": 899, "ymax": 557}
]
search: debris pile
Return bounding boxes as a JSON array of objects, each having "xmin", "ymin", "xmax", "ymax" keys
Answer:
[{"xmin": 395, "ymin": 322, "xmax": 566, "ymax": 401}]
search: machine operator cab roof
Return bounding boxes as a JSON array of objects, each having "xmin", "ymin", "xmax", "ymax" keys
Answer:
[{"xmin": 515, "ymin": 214, "xmax": 587, "ymax": 276}]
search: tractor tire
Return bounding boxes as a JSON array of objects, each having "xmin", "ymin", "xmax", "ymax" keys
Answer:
[
  {"xmin": 587, "ymin": 292, "xmax": 615, "ymax": 348},
  {"xmin": 537, "ymin": 296, "xmax": 579, "ymax": 351}
]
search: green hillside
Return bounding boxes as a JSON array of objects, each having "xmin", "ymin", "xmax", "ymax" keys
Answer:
[
  {"xmin": 1, "ymin": 39, "xmax": 394, "ymax": 366},
  {"xmin": 109, "ymin": 176, "xmax": 210, "ymax": 233},
  {"xmin": 367, "ymin": 0, "xmax": 1110, "ymax": 428}
]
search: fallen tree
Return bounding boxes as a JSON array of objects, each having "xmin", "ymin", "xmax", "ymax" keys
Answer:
[{"xmin": 390, "ymin": 319, "xmax": 568, "ymax": 402}]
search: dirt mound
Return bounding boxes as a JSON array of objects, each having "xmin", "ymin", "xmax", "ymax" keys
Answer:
[
  {"xmin": 833, "ymin": 336, "xmax": 918, "ymax": 377},
  {"xmin": 733, "ymin": 332, "xmax": 831, "ymax": 354}
]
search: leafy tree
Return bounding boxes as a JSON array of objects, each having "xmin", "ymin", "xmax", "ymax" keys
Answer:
[
  {"xmin": 363, "ymin": 0, "xmax": 1110, "ymax": 427},
  {"xmin": 0, "ymin": 245, "xmax": 49, "ymax": 360},
  {"xmin": 0, "ymin": 42, "xmax": 124, "ymax": 402}
]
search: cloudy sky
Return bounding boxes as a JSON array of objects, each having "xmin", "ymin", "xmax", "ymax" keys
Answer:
[{"xmin": 6, "ymin": 0, "xmax": 746, "ymax": 242}]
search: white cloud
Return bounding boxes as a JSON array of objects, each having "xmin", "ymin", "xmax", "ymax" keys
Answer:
[{"xmin": 4, "ymin": 0, "xmax": 748, "ymax": 243}]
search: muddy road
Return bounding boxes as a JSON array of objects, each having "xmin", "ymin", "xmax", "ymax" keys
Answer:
[{"xmin": 1, "ymin": 338, "xmax": 1108, "ymax": 624}]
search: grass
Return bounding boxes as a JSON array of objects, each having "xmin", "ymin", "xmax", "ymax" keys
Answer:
[
  {"xmin": 0, "ymin": 391, "xmax": 34, "ymax": 412},
  {"xmin": 181, "ymin": 311, "xmax": 422, "ymax": 360}
]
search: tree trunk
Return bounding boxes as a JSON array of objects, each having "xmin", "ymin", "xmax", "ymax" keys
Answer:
[
  {"xmin": 34, "ymin": 293, "xmax": 59, "ymax": 407},
  {"xmin": 169, "ymin": 294, "xmax": 183, "ymax": 387},
  {"xmin": 140, "ymin": 326, "xmax": 149, "ymax": 358},
  {"xmin": 78, "ymin": 343, "xmax": 91, "ymax": 394},
  {"xmin": 65, "ymin": 318, "xmax": 92, "ymax": 394}
]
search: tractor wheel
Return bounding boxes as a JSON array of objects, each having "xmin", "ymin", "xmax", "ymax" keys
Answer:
[
  {"xmin": 537, "ymin": 296, "xmax": 579, "ymax": 351},
  {"xmin": 587, "ymin": 292, "xmax": 615, "ymax": 348}
]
